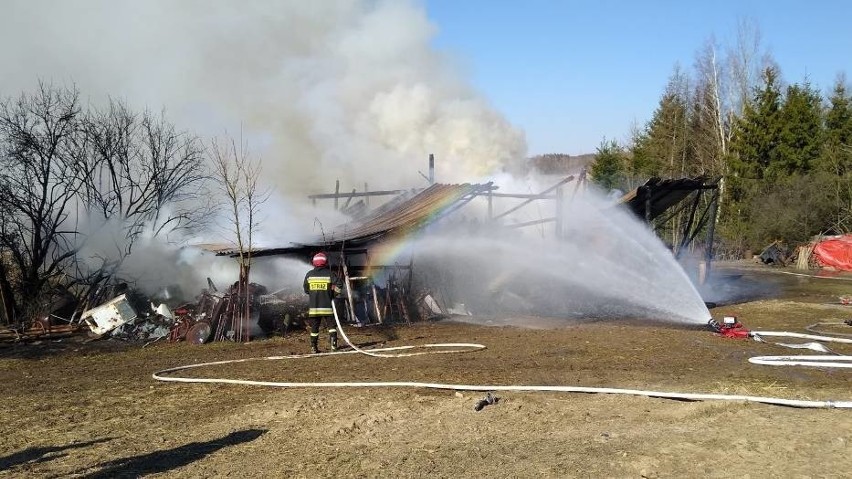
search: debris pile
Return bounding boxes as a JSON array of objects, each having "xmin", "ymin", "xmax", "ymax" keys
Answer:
[
  {"xmin": 3, "ymin": 259, "xmax": 456, "ymax": 346},
  {"xmin": 76, "ymin": 279, "xmax": 314, "ymax": 345},
  {"xmin": 256, "ymin": 289, "xmax": 308, "ymax": 335},
  {"xmin": 0, "ymin": 316, "xmax": 86, "ymax": 342}
]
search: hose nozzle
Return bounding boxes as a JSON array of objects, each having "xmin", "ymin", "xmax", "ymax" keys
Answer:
[
  {"xmin": 707, "ymin": 319, "xmax": 721, "ymax": 333},
  {"xmin": 474, "ymin": 392, "xmax": 498, "ymax": 411}
]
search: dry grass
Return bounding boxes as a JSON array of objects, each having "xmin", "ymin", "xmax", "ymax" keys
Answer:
[{"xmin": 1, "ymin": 265, "xmax": 851, "ymax": 477}]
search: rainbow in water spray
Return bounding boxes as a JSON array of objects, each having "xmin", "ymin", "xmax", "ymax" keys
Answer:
[{"xmin": 363, "ymin": 184, "xmax": 478, "ymax": 273}]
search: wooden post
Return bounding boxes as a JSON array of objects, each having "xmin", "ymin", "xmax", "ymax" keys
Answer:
[
  {"xmin": 341, "ymin": 255, "xmax": 357, "ymax": 325},
  {"xmin": 555, "ymin": 185, "xmax": 564, "ymax": 239},
  {"xmin": 675, "ymin": 192, "xmax": 702, "ymax": 259},
  {"xmin": 334, "ymin": 179, "xmax": 340, "ymax": 210},
  {"xmin": 384, "ymin": 285, "xmax": 393, "ymax": 321},
  {"xmin": 487, "ymin": 189, "xmax": 493, "ymax": 221},
  {"xmin": 428, "ymin": 154, "xmax": 435, "ymax": 184},
  {"xmin": 493, "ymin": 176, "xmax": 574, "ymax": 220},
  {"xmin": 399, "ymin": 292, "xmax": 411, "ymax": 325},
  {"xmin": 704, "ymin": 188, "xmax": 719, "ymax": 282},
  {"xmin": 342, "ymin": 189, "xmax": 356, "ymax": 210},
  {"xmin": 372, "ymin": 282, "xmax": 383, "ymax": 324},
  {"xmin": 365, "ymin": 183, "xmax": 369, "ymax": 208},
  {"xmin": 365, "ymin": 251, "xmax": 383, "ymax": 324},
  {"xmin": 643, "ymin": 186, "xmax": 652, "ymax": 224}
]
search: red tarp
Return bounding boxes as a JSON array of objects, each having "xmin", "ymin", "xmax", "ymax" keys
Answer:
[{"xmin": 813, "ymin": 235, "xmax": 852, "ymax": 271}]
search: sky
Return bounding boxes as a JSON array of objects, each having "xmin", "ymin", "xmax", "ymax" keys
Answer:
[{"xmin": 425, "ymin": 0, "xmax": 852, "ymax": 155}]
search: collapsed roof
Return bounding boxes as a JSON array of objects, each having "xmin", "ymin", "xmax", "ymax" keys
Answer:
[
  {"xmin": 207, "ymin": 176, "xmax": 718, "ymax": 261},
  {"xmin": 618, "ymin": 176, "xmax": 718, "ymax": 222},
  {"xmin": 230, "ymin": 182, "xmax": 495, "ymax": 259}
]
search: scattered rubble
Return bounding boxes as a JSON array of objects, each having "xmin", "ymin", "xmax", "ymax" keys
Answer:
[
  {"xmin": 98, "ymin": 280, "xmax": 300, "ymax": 345},
  {"xmin": 0, "ymin": 317, "xmax": 85, "ymax": 342},
  {"xmin": 2, "ymin": 264, "xmax": 454, "ymax": 346}
]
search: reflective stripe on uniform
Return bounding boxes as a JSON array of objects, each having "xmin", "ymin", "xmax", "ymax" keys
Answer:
[
  {"xmin": 308, "ymin": 308, "xmax": 333, "ymax": 316},
  {"xmin": 310, "ymin": 332, "xmax": 320, "ymax": 337},
  {"xmin": 328, "ymin": 329, "xmax": 337, "ymax": 333}
]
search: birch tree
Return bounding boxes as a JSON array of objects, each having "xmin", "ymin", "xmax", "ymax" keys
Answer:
[{"xmin": 209, "ymin": 135, "xmax": 267, "ymax": 341}]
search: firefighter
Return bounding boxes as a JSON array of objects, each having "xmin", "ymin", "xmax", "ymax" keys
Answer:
[{"xmin": 303, "ymin": 252, "xmax": 340, "ymax": 354}]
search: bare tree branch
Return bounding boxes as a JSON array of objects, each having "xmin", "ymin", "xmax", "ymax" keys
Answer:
[
  {"xmin": 0, "ymin": 84, "xmax": 211, "ymax": 323},
  {"xmin": 0, "ymin": 82, "xmax": 86, "ymax": 319}
]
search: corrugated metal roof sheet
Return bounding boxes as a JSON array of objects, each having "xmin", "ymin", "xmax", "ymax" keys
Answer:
[
  {"xmin": 192, "ymin": 243, "xmax": 242, "ymax": 256},
  {"xmin": 232, "ymin": 182, "xmax": 494, "ymax": 258},
  {"xmin": 327, "ymin": 182, "xmax": 492, "ymax": 241}
]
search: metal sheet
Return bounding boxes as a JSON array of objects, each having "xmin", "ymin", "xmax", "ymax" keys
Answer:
[{"xmin": 80, "ymin": 294, "xmax": 138, "ymax": 335}]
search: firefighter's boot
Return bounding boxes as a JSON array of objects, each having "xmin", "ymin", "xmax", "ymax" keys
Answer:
[
  {"xmin": 329, "ymin": 330, "xmax": 339, "ymax": 351},
  {"xmin": 310, "ymin": 334, "xmax": 319, "ymax": 354}
]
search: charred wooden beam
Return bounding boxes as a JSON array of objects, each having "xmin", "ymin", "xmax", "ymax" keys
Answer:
[
  {"xmin": 488, "ymin": 193, "xmax": 558, "ymax": 199},
  {"xmin": 506, "ymin": 217, "xmax": 557, "ymax": 229},
  {"xmin": 493, "ymin": 176, "xmax": 574, "ymax": 220},
  {"xmin": 308, "ymin": 189, "xmax": 406, "ymax": 200}
]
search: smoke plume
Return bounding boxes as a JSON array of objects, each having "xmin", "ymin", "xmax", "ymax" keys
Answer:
[
  {"xmin": 0, "ymin": 0, "xmax": 531, "ymax": 299},
  {"xmin": 0, "ymin": 0, "xmax": 526, "ymax": 195}
]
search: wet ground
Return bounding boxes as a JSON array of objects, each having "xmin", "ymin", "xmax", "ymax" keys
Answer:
[{"xmin": 1, "ymin": 261, "xmax": 850, "ymax": 477}]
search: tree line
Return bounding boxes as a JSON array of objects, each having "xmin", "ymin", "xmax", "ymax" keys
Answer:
[{"xmin": 590, "ymin": 21, "xmax": 852, "ymax": 255}]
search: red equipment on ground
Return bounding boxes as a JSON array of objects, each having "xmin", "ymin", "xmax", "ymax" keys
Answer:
[
  {"xmin": 707, "ymin": 316, "xmax": 750, "ymax": 339},
  {"xmin": 813, "ymin": 234, "xmax": 852, "ymax": 271}
]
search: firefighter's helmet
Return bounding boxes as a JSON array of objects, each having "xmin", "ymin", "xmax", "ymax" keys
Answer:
[{"xmin": 312, "ymin": 252, "xmax": 328, "ymax": 267}]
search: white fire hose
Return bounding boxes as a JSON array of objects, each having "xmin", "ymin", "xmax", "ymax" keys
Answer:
[
  {"xmin": 152, "ymin": 306, "xmax": 852, "ymax": 409},
  {"xmin": 747, "ymin": 330, "xmax": 852, "ymax": 369}
]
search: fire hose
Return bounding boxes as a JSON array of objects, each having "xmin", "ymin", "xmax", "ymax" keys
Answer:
[
  {"xmin": 747, "ymin": 330, "xmax": 852, "ymax": 368},
  {"xmin": 152, "ymin": 305, "xmax": 852, "ymax": 409}
]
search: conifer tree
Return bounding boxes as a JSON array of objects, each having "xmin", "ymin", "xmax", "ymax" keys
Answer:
[
  {"xmin": 775, "ymin": 81, "xmax": 824, "ymax": 177},
  {"xmin": 631, "ymin": 68, "xmax": 690, "ymax": 179},
  {"xmin": 590, "ymin": 138, "xmax": 626, "ymax": 191},
  {"xmin": 818, "ymin": 77, "xmax": 852, "ymax": 230},
  {"xmin": 822, "ymin": 77, "xmax": 852, "ymax": 168},
  {"xmin": 730, "ymin": 66, "xmax": 783, "ymax": 180},
  {"xmin": 722, "ymin": 66, "xmax": 784, "ymax": 250}
]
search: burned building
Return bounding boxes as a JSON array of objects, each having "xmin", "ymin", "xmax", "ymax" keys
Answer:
[{"xmin": 2, "ymin": 174, "xmax": 718, "ymax": 345}]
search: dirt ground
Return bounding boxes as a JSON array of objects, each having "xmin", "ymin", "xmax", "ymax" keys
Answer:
[{"xmin": 1, "ymin": 262, "xmax": 850, "ymax": 478}]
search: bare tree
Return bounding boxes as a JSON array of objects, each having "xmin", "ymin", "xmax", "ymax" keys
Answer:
[
  {"xmin": 0, "ymin": 83, "xmax": 87, "ymax": 322},
  {"xmin": 84, "ymin": 100, "xmax": 208, "ymax": 243},
  {"xmin": 0, "ymin": 83, "xmax": 212, "ymax": 324},
  {"xmin": 209, "ymin": 135, "xmax": 267, "ymax": 341},
  {"xmin": 726, "ymin": 18, "xmax": 774, "ymax": 118},
  {"xmin": 73, "ymin": 100, "xmax": 208, "ymax": 298}
]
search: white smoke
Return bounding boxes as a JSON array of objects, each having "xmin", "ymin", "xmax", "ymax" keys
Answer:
[
  {"xmin": 71, "ymin": 210, "xmax": 312, "ymax": 299},
  {"xmin": 0, "ymin": 0, "xmax": 526, "ymax": 194}
]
